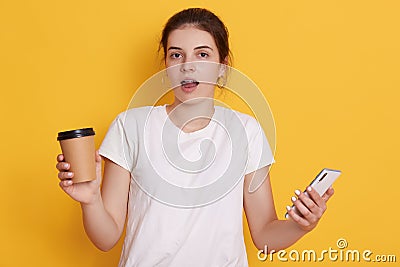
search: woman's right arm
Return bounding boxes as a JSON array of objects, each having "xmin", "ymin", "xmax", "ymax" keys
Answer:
[{"xmin": 56, "ymin": 151, "xmax": 131, "ymax": 251}]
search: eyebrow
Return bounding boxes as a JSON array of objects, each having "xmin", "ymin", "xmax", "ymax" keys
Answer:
[
  {"xmin": 167, "ymin": 45, "xmax": 214, "ymax": 51},
  {"xmin": 194, "ymin": 45, "xmax": 213, "ymax": 51}
]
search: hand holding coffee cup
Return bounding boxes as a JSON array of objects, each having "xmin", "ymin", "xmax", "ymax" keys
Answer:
[{"xmin": 57, "ymin": 128, "xmax": 96, "ymax": 183}]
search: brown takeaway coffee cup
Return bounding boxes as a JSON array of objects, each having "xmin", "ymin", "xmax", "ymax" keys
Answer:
[{"xmin": 57, "ymin": 128, "xmax": 96, "ymax": 183}]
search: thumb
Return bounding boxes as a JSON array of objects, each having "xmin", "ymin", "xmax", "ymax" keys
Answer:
[
  {"xmin": 94, "ymin": 150, "xmax": 103, "ymax": 182},
  {"xmin": 95, "ymin": 150, "xmax": 102, "ymax": 163}
]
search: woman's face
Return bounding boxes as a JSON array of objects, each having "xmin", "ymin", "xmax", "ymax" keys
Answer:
[{"xmin": 165, "ymin": 26, "xmax": 224, "ymax": 104}]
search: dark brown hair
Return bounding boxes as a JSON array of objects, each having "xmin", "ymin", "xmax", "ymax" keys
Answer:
[{"xmin": 160, "ymin": 8, "xmax": 232, "ymax": 65}]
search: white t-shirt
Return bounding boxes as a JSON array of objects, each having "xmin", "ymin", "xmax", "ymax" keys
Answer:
[{"xmin": 99, "ymin": 105, "xmax": 275, "ymax": 267}]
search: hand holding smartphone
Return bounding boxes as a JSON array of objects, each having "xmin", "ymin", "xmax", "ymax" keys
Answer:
[{"xmin": 285, "ymin": 168, "xmax": 341, "ymax": 219}]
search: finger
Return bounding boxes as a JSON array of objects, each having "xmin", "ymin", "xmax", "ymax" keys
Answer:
[
  {"xmin": 59, "ymin": 179, "xmax": 73, "ymax": 188},
  {"xmin": 286, "ymin": 205, "xmax": 310, "ymax": 227},
  {"xmin": 57, "ymin": 154, "xmax": 65, "ymax": 162},
  {"xmin": 304, "ymin": 187, "xmax": 327, "ymax": 211},
  {"xmin": 56, "ymin": 161, "xmax": 70, "ymax": 171},
  {"xmin": 95, "ymin": 150, "xmax": 102, "ymax": 163},
  {"xmin": 291, "ymin": 194, "xmax": 319, "ymax": 222},
  {"xmin": 322, "ymin": 187, "xmax": 335, "ymax": 202},
  {"xmin": 295, "ymin": 189, "xmax": 323, "ymax": 216},
  {"xmin": 58, "ymin": 171, "xmax": 74, "ymax": 180},
  {"xmin": 94, "ymin": 150, "xmax": 103, "ymax": 182}
]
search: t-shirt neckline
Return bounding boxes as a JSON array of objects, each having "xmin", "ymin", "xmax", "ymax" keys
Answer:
[{"xmin": 162, "ymin": 104, "xmax": 217, "ymax": 135}]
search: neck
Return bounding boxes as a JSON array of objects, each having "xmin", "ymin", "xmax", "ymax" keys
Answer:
[{"xmin": 166, "ymin": 98, "xmax": 215, "ymax": 133}]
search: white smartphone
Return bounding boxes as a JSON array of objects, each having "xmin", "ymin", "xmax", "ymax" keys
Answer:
[{"xmin": 285, "ymin": 168, "xmax": 341, "ymax": 219}]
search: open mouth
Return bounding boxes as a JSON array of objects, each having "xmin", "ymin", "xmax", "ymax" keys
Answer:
[{"xmin": 180, "ymin": 79, "xmax": 200, "ymax": 92}]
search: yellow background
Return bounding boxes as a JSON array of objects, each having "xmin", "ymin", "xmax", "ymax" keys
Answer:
[{"xmin": 1, "ymin": 0, "xmax": 399, "ymax": 266}]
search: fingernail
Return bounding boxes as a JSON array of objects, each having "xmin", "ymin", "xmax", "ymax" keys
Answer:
[
  {"xmin": 67, "ymin": 172, "xmax": 72, "ymax": 177},
  {"xmin": 295, "ymin": 189, "xmax": 301, "ymax": 196},
  {"xmin": 291, "ymin": 196, "xmax": 297, "ymax": 202},
  {"xmin": 64, "ymin": 163, "xmax": 69, "ymax": 168},
  {"xmin": 307, "ymin": 187, "xmax": 312, "ymax": 192},
  {"xmin": 67, "ymin": 180, "xmax": 73, "ymax": 185},
  {"xmin": 286, "ymin": 205, "xmax": 291, "ymax": 211}
]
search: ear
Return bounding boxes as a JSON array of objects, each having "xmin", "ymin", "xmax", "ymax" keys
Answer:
[
  {"xmin": 218, "ymin": 58, "xmax": 228, "ymax": 77},
  {"xmin": 221, "ymin": 56, "xmax": 229, "ymax": 65}
]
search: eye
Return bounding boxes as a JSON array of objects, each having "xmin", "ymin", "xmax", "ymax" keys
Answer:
[
  {"xmin": 199, "ymin": 52, "xmax": 209, "ymax": 58},
  {"xmin": 170, "ymin": 53, "xmax": 182, "ymax": 59}
]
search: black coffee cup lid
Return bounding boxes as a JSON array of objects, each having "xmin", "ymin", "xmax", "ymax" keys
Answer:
[{"xmin": 57, "ymin": 128, "xmax": 95, "ymax": 141}]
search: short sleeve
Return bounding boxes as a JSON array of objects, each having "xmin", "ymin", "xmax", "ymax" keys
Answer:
[
  {"xmin": 98, "ymin": 112, "xmax": 135, "ymax": 172},
  {"xmin": 245, "ymin": 118, "xmax": 275, "ymax": 174}
]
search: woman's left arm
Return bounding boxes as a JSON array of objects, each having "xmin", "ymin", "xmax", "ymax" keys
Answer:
[{"xmin": 243, "ymin": 165, "xmax": 334, "ymax": 253}]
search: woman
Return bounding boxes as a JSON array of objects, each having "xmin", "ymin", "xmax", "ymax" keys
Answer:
[{"xmin": 56, "ymin": 8, "xmax": 334, "ymax": 267}]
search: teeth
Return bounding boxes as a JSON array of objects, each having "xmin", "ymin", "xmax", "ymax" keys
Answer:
[{"xmin": 181, "ymin": 79, "xmax": 199, "ymax": 85}]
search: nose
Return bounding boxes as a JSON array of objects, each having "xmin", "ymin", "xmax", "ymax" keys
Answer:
[{"xmin": 180, "ymin": 60, "xmax": 196, "ymax": 73}]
